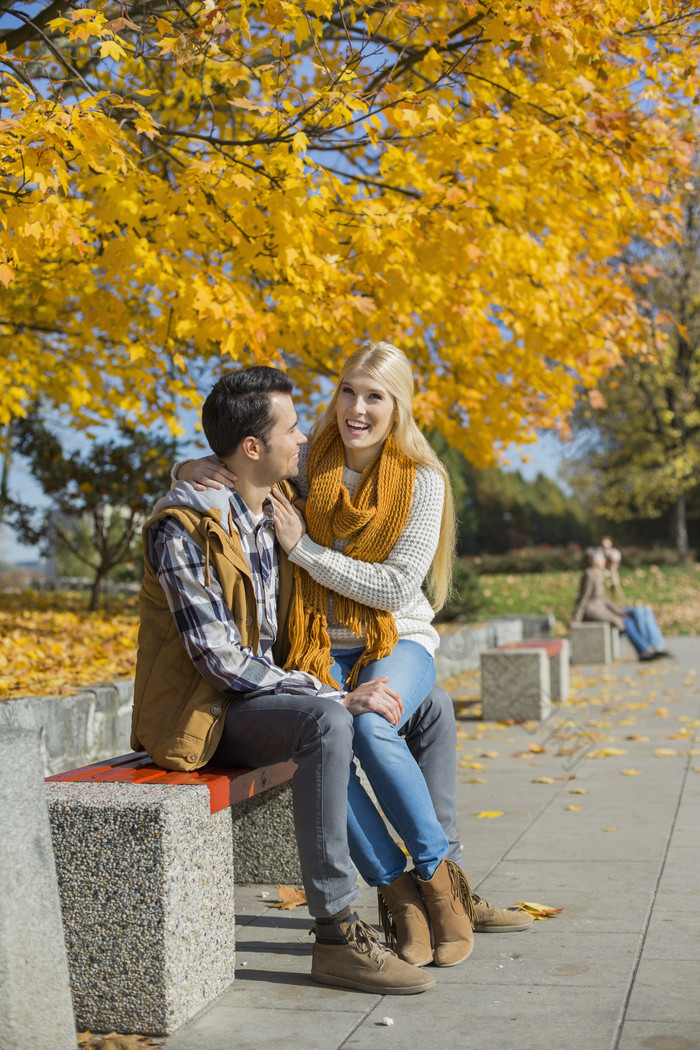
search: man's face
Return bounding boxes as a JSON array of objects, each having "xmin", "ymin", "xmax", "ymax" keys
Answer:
[{"xmin": 258, "ymin": 393, "xmax": 307, "ymax": 484}]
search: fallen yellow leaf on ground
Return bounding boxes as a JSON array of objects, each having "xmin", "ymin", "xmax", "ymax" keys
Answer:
[
  {"xmin": 513, "ymin": 902, "xmax": 564, "ymax": 920},
  {"xmin": 566, "ymin": 805, "xmax": 581, "ymax": 811},
  {"xmin": 266, "ymin": 885, "xmax": 308, "ymax": 910},
  {"xmin": 532, "ymin": 777, "xmax": 556, "ymax": 783},
  {"xmin": 78, "ymin": 1034, "xmax": 162, "ymax": 1049},
  {"xmin": 603, "ymin": 827, "xmax": 617, "ymax": 832},
  {"xmin": 654, "ymin": 749, "xmax": 678, "ymax": 757},
  {"xmin": 463, "ymin": 778, "xmax": 486, "ymax": 783},
  {"xmin": 621, "ymin": 769, "xmax": 641, "ymax": 775},
  {"xmin": 474, "ymin": 811, "xmax": 503, "ymax": 818},
  {"xmin": 570, "ymin": 788, "xmax": 588, "ymax": 794}
]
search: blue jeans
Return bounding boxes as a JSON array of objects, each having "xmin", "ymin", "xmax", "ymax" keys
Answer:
[
  {"xmin": 330, "ymin": 640, "xmax": 449, "ymax": 886},
  {"xmin": 625, "ymin": 606, "xmax": 665, "ymax": 650}
]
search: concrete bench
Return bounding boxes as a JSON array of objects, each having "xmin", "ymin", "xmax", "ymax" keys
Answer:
[
  {"xmin": 493, "ymin": 639, "xmax": 570, "ymax": 703},
  {"xmin": 480, "ymin": 647, "xmax": 552, "ymax": 722},
  {"xmin": 45, "ymin": 752, "xmax": 298, "ymax": 1036},
  {"xmin": 570, "ymin": 622, "xmax": 620, "ymax": 665}
]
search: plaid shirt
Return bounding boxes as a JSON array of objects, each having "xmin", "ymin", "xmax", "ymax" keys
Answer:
[{"xmin": 149, "ymin": 489, "xmax": 344, "ymax": 702}]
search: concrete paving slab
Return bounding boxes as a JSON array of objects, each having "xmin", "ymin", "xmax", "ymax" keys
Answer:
[
  {"xmin": 475, "ymin": 859, "xmax": 661, "ymax": 934},
  {"xmin": 341, "ymin": 983, "xmax": 625, "ymax": 1050},
  {"xmin": 626, "ymin": 957, "xmax": 700, "ymax": 1024},
  {"xmin": 617, "ymin": 1021, "xmax": 700, "ymax": 1050}
]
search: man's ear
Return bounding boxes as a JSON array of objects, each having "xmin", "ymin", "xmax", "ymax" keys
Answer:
[{"xmin": 240, "ymin": 435, "xmax": 263, "ymax": 460}]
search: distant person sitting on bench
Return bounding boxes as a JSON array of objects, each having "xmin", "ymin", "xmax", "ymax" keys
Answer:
[{"xmin": 571, "ymin": 547, "xmax": 668, "ymax": 661}]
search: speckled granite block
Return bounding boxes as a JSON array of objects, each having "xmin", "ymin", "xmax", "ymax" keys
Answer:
[
  {"xmin": 481, "ymin": 649, "xmax": 552, "ymax": 722},
  {"xmin": 46, "ymin": 783, "xmax": 236, "ymax": 1036},
  {"xmin": 0, "ymin": 730, "xmax": 76, "ymax": 1050},
  {"xmin": 231, "ymin": 780, "xmax": 302, "ymax": 883},
  {"xmin": 570, "ymin": 622, "xmax": 613, "ymax": 664},
  {"xmin": 550, "ymin": 639, "xmax": 570, "ymax": 702}
]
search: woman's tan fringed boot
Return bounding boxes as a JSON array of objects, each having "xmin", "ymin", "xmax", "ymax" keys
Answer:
[
  {"xmin": 378, "ymin": 872, "xmax": 433, "ymax": 966},
  {"xmin": 415, "ymin": 859, "xmax": 476, "ymax": 966}
]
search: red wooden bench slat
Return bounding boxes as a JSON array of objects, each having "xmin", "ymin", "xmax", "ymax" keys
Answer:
[
  {"xmin": 46, "ymin": 752, "xmax": 297, "ymax": 815},
  {"xmin": 495, "ymin": 639, "xmax": 563, "ymax": 657}
]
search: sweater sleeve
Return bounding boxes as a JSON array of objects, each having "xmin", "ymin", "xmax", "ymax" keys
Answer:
[{"xmin": 287, "ymin": 467, "xmax": 444, "ymax": 612}]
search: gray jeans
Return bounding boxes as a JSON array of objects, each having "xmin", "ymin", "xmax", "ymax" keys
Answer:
[
  {"xmin": 212, "ymin": 684, "xmax": 461, "ymax": 917},
  {"xmin": 211, "ymin": 692, "xmax": 359, "ymax": 919},
  {"xmin": 402, "ymin": 684, "xmax": 462, "ymax": 865}
]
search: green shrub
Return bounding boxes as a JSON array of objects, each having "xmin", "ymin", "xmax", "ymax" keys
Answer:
[{"xmin": 464, "ymin": 544, "xmax": 695, "ymax": 576}]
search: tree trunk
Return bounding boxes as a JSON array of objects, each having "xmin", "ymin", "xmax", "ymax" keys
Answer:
[
  {"xmin": 88, "ymin": 573, "xmax": 104, "ymax": 612},
  {"xmin": 670, "ymin": 495, "xmax": 689, "ymax": 560}
]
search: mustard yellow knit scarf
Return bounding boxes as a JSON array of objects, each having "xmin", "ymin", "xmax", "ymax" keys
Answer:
[{"xmin": 285, "ymin": 423, "xmax": 417, "ymax": 690}]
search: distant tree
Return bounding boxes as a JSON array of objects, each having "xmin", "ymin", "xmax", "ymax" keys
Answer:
[
  {"xmin": 9, "ymin": 417, "xmax": 180, "ymax": 609},
  {"xmin": 569, "ymin": 174, "xmax": 700, "ymax": 557}
]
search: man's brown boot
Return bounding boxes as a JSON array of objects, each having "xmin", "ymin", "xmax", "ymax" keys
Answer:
[
  {"xmin": 378, "ymin": 872, "xmax": 433, "ymax": 966},
  {"xmin": 472, "ymin": 894, "xmax": 534, "ymax": 933},
  {"xmin": 416, "ymin": 859, "xmax": 476, "ymax": 967},
  {"xmin": 312, "ymin": 915, "xmax": 436, "ymax": 994}
]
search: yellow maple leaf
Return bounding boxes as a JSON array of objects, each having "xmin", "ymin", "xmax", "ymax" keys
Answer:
[
  {"xmin": 474, "ymin": 811, "xmax": 503, "ymax": 819},
  {"xmin": 513, "ymin": 902, "xmax": 564, "ymax": 920}
]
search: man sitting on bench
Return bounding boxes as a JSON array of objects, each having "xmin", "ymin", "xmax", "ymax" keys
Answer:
[{"xmin": 131, "ymin": 366, "xmax": 435, "ymax": 995}]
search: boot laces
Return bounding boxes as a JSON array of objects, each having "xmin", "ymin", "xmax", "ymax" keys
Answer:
[{"xmin": 343, "ymin": 917, "xmax": 392, "ymax": 962}]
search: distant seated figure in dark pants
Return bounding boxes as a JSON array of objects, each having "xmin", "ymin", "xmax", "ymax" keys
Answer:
[{"xmin": 571, "ymin": 547, "xmax": 668, "ymax": 662}]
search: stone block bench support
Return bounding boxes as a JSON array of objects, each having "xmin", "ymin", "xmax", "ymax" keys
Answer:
[
  {"xmin": 481, "ymin": 648, "xmax": 552, "ymax": 722},
  {"xmin": 46, "ymin": 752, "xmax": 298, "ymax": 1036},
  {"xmin": 493, "ymin": 639, "xmax": 570, "ymax": 703},
  {"xmin": 570, "ymin": 622, "xmax": 618, "ymax": 665}
]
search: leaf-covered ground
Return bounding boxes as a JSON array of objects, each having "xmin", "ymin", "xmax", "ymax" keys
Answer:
[
  {"xmin": 477, "ymin": 564, "xmax": 700, "ymax": 636},
  {"xmin": 0, "ymin": 590, "xmax": 138, "ymax": 701}
]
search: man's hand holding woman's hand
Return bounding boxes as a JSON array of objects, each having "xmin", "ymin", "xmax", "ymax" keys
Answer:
[
  {"xmin": 178, "ymin": 456, "xmax": 237, "ymax": 492},
  {"xmin": 343, "ymin": 676, "xmax": 404, "ymax": 726}
]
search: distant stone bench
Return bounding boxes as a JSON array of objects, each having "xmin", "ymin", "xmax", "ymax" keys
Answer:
[
  {"xmin": 480, "ymin": 646, "xmax": 553, "ymax": 722},
  {"xmin": 45, "ymin": 752, "xmax": 298, "ymax": 1036},
  {"xmin": 569, "ymin": 622, "xmax": 620, "ymax": 665},
  {"xmin": 493, "ymin": 639, "xmax": 570, "ymax": 703}
]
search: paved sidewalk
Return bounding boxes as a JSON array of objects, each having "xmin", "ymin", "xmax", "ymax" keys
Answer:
[{"xmin": 165, "ymin": 637, "xmax": 699, "ymax": 1050}]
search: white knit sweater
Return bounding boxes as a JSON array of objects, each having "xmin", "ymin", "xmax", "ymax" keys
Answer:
[{"xmin": 290, "ymin": 441, "xmax": 442, "ymax": 655}]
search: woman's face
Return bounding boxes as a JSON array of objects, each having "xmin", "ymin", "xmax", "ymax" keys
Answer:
[{"xmin": 335, "ymin": 369, "xmax": 396, "ymax": 470}]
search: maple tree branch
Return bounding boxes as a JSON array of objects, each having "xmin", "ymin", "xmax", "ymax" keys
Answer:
[{"xmin": 0, "ymin": 0, "xmax": 74, "ymax": 50}]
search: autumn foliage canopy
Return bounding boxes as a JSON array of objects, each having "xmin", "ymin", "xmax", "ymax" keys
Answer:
[{"xmin": 2, "ymin": 1, "xmax": 700, "ymax": 462}]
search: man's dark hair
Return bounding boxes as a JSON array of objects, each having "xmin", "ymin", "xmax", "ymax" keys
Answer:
[{"xmin": 202, "ymin": 367, "xmax": 294, "ymax": 458}]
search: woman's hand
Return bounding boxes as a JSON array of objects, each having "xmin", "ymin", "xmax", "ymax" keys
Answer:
[
  {"xmin": 270, "ymin": 489, "xmax": 306, "ymax": 553},
  {"xmin": 178, "ymin": 455, "xmax": 237, "ymax": 492},
  {"xmin": 343, "ymin": 676, "xmax": 404, "ymax": 726}
]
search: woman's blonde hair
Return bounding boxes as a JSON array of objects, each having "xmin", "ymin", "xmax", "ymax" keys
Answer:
[{"xmin": 312, "ymin": 340, "xmax": 456, "ymax": 610}]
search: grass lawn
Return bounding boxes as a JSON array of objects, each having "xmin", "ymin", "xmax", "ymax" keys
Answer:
[{"xmin": 476, "ymin": 564, "xmax": 700, "ymax": 636}]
